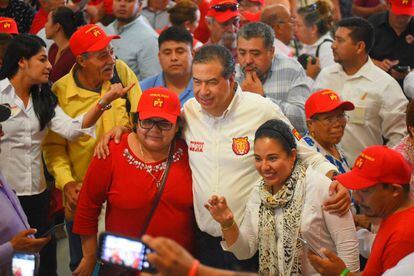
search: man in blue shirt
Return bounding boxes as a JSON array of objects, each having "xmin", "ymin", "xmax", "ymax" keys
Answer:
[{"xmin": 140, "ymin": 26, "xmax": 194, "ymax": 106}]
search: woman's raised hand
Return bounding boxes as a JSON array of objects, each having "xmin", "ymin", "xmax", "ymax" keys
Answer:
[{"xmin": 204, "ymin": 195, "xmax": 234, "ymax": 227}]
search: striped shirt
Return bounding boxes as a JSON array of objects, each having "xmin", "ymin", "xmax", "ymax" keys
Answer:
[{"xmin": 236, "ymin": 54, "xmax": 310, "ymax": 134}]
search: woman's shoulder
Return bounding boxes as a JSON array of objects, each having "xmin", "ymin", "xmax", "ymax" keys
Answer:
[
  {"xmin": 304, "ymin": 166, "xmax": 331, "ymax": 200},
  {"xmin": 108, "ymin": 132, "xmax": 130, "ymax": 153}
]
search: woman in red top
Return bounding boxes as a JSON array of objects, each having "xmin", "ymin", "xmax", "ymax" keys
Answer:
[
  {"xmin": 73, "ymin": 87, "xmax": 196, "ymax": 275},
  {"xmin": 45, "ymin": 6, "xmax": 85, "ymax": 83}
]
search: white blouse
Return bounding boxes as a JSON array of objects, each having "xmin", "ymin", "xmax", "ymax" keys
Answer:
[
  {"xmin": 0, "ymin": 78, "xmax": 94, "ymax": 196},
  {"xmin": 222, "ymin": 166, "xmax": 360, "ymax": 275}
]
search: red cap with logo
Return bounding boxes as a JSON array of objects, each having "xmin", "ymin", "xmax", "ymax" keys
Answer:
[
  {"xmin": 69, "ymin": 24, "xmax": 120, "ymax": 57},
  {"xmin": 137, "ymin": 87, "xmax": 181, "ymax": 124},
  {"xmin": 335, "ymin": 145, "xmax": 412, "ymax": 190},
  {"xmin": 207, "ymin": 0, "xmax": 240, "ymax": 23},
  {"xmin": 390, "ymin": 0, "xmax": 414, "ymax": 16},
  {"xmin": 241, "ymin": 11, "xmax": 261, "ymax": 23},
  {"xmin": 0, "ymin": 17, "xmax": 18, "ymax": 34},
  {"xmin": 305, "ymin": 89, "xmax": 355, "ymax": 119}
]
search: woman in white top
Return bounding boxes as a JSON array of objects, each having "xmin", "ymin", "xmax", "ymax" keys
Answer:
[
  {"xmin": 295, "ymin": 0, "xmax": 335, "ymax": 80},
  {"xmin": 206, "ymin": 119, "xmax": 360, "ymax": 275},
  {"xmin": 0, "ymin": 34, "xmax": 131, "ymax": 274}
]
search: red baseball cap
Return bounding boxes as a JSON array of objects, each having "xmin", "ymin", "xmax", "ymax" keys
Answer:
[
  {"xmin": 390, "ymin": 0, "xmax": 414, "ymax": 16},
  {"xmin": 241, "ymin": 11, "xmax": 261, "ymax": 22},
  {"xmin": 207, "ymin": 0, "xmax": 240, "ymax": 23},
  {"xmin": 0, "ymin": 17, "xmax": 18, "ymax": 34},
  {"xmin": 305, "ymin": 89, "xmax": 355, "ymax": 119},
  {"xmin": 69, "ymin": 24, "xmax": 120, "ymax": 57},
  {"xmin": 137, "ymin": 87, "xmax": 181, "ymax": 124},
  {"xmin": 335, "ymin": 146, "xmax": 412, "ymax": 190}
]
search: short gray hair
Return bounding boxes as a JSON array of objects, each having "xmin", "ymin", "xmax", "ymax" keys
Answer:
[
  {"xmin": 237, "ymin": 22, "xmax": 275, "ymax": 50},
  {"xmin": 193, "ymin": 45, "xmax": 235, "ymax": 79}
]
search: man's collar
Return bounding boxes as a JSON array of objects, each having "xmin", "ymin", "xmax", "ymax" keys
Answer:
[{"xmin": 335, "ymin": 58, "xmax": 377, "ymax": 82}]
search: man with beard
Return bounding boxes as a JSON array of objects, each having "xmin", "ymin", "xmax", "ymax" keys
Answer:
[
  {"xmin": 309, "ymin": 145, "xmax": 414, "ymax": 276},
  {"xmin": 140, "ymin": 26, "xmax": 194, "ymax": 106},
  {"xmin": 235, "ymin": 22, "xmax": 309, "ymax": 134},
  {"xmin": 42, "ymin": 24, "xmax": 141, "ymax": 272},
  {"xmin": 313, "ymin": 17, "xmax": 407, "ymax": 165},
  {"xmin": 205, "ymin": 0, "xmax": 240, "ymax": 60},
  {"xmin": 106, "ymin": 0, "xmax": 161, "ymax": 79}
]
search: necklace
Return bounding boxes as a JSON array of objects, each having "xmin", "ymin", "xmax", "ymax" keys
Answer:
[{"xmin": 139, "ymin": 143, "xmax": 170, "ymax": 189}]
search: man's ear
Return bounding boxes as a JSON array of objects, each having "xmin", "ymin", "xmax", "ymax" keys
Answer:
[
  {"xmin": 391, "ymin": 184, "xmax": 405, "ymax": 197},
  {"xmin": 356, "ymin": 41, "xmax": 366, "ymax": 55},
  {"xmin": 76, "ymin": 55, "xmax": 87, "ymax": 68}
]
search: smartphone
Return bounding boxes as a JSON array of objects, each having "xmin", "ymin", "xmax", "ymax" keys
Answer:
[
  {"xmin": 98, "ymin": 232, "xmax": 157, "ymax": 273},
  {"xmin": 394, "ymin": 65, "xmax": 410, "ymax": 73},
  {"xmin": 12, "ymin": 253, "xmax": 37, "ymax": 276},
  {"xmin": 34, "ymin": 222, "xmax": 65, "ymax": 238},
  {"xmin": 297, "ymin": 237, "xmax": 325, "ymax": 258}
]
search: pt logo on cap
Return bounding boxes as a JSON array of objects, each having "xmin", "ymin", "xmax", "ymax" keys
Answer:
[
  {"xmin": 85, "ymin": 26, "xmax": 101, "ymax": 37},
  {"xmin": 355, "ymin": 156, "xmax": 365, "ymax": 169},
  {"xmin": 232, "ymin": 137, "xmax": 250, "ymax": 156},
  {"xmin": 153, "ymin": 97, "xmax": 164, "ymax": 108},
  {"xmin": 3, "ymin": 22, "xmax": 10, "ymax": 29}
]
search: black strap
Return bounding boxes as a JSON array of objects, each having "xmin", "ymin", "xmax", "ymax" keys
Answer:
[
  {"xmin": 138, "ymin": 140, "xmax": 175, "ymax": 237},
  {"xmin": 315, "ymin": 38, "xmax": 333, "ymax": 58},
  {"xmin": 110, "ymin": 61, "xmax": 131, "ymax": 114}
]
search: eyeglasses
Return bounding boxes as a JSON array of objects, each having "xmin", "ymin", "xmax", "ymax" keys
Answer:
[
  {"xmin": 313, "ymin": 113, "xmax": 348, "ymax": 126},
  {"xmin": 139, "ymin": 119, "xmax": 173, "ymax": 131},
  {"xmin": 212, "ymin": 4, "xmax": 238, "ymax": 12}
]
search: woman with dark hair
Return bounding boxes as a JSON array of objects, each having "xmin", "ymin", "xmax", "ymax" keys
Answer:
[
  {"xmin": 295, "ymin": 0, "xmax": 335, "ymax": 79},
  {"xmin": 45, "ymin": 6, "xmax": 86, "ymax": 82},
  {"xmin": 206, "ymin": 119, "xmax": 360, "ymax": 275},
  {"xmin": 0, "ymin": 34, "xmax": 131, "ymax": 274}
]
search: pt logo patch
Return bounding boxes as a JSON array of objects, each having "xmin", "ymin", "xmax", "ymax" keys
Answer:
[
  {"xmin": 189, "ymin": 141, "xmax": 204, "ymax": 152},
  {"xmin": 153, "ymin": 97, "xmax": 164, "ymax": 108},
  {"xmin": 232, "ymin": 137, "xmax": 250, "ymax": 156}
]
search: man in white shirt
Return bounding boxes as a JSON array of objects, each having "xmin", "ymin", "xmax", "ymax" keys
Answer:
[
  {"xmin": 313, "ymin": 17, "xmax": 407, "ymax": 164},
  {"xmin": 235, "ymin": 22, "xmax": 310, "ymax": 134},
  {"xmin": 106, "ymin": 0, "xmax": 161, "ymax": 80},
  {"xmin": 183, "ymin": 44, "xmax": 348, "ymax": 270}
]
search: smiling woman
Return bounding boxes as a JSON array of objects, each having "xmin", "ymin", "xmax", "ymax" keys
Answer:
[{"xmin": 206, "ymin": 119, "xmax": 360, "ymax": 275}]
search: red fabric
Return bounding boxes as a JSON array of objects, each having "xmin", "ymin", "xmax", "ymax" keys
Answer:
[
  {"xmin": 194, "ymin": 0, "xmax": 210, "ymax": 43},
  {"xmin": 73, "ymin": 134, "xmax": 196, "ymax": 254},
  {"xmin": 29, "ymin": 8, "xmax": 48, "ymax": 34},
  {"xmin": 363, "ymin": 206, "xmax": 414, "ymax": 275},
  {"xmin": 48, "ymin": 43, "xmax": 76, "ymax": 83}
]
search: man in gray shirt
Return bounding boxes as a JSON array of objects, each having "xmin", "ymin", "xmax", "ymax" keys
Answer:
[{"xmin": 106, "ymin": 0, "xmax": 161, "ymax": 80}]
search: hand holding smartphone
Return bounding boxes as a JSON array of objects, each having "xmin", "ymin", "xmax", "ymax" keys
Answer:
[
  {"xmin": 34, "ymin": 222, "xmax": 65, "ymax": 238},
  {"xmin": 98, "ymin": 232, "xmax": 157, "ymax": 274},
  {"xmin": 297, "ymin": 237, "xmax": 325, "ymax": 258}
]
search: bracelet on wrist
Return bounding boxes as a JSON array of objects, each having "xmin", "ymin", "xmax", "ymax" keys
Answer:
[
  {"xmin": 221, "ymin": 219, "xmax": 235, "ymax": 231},
  {"xmin": 97, "ymin": 99, "xmax": 112, "ymax": 111},
  {"xmin": 188, "ymin": 260, "xmax": 200, "ymax": 276},
  {"xmin": 340, "ymin": 268, "xmax": 350, "ymax": 276}
]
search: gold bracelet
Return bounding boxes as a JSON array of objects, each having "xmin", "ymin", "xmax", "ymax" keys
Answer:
[{"xmin": 221, "ymin": 220, "xmax": 235, "ymax": 231}]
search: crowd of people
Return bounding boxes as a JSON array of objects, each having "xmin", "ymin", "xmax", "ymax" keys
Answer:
[{"xmin": 0, "ymin": 0, "xmax": 413, "ymax": 275}]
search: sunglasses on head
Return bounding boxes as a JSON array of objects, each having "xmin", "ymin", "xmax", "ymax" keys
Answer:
[{"xmin": 212, "ymin": 3, "xmax": 238, "ymax": 12}]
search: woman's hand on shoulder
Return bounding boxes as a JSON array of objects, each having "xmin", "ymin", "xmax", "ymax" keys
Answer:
[
  {"xmin": 204, "ymin": 195, "xmax": 234, "ymax": 227},
  {"xmin": 93, "ymin": 126, "xmax": 131, "ymax": 159}
]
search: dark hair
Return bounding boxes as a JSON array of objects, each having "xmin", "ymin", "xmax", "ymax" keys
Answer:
[
  {"xmin": 337, "ymin": 17, "xmax": 375, "ymax": 54},
  {"xmin": 237, "ymin": 22, "xmax": 275, "ymax": 50},
  {"xmin": 193, "ymin": 45, "xmax": 235, "ymax": 79},
  {"xmin": 168, "ymin": 0, "xmax": 199, "ymax": 27},
  {"xmin": 51, "ymin": 6, "xmax": 86, "ymax": 39},
  {"xmin": 0, "ymin": 33, "xmax": 12, "ymax": 65},
  {"xmin": 0, "ymin": 34, "xmax": 57, "ymax": 130},
  {"xmin": 254, "ymin": 119, "xmax": 297, "ymax": 155},
  {"xmin": 298, "ymin": 0, "xmax": 333, "ymax": 37},
  {"xmin": 406, "ymin": 100, "xmax": 414, "ymax": 136},
  {"xmin": 158, "ymin": 26, "xmax": 194, "ymax": 48}
]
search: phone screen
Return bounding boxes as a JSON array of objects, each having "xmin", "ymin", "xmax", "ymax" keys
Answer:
[
  {"xmin": 12, "ymin": 253, "xmax": 36, "ymax": 276},
  {"xmin": 297, "ymin": 237, "xmax": 324, "ymax": 258},
  {"xmin": 99, "ymin": 232, "xmax": 156, "ymax": 273}
]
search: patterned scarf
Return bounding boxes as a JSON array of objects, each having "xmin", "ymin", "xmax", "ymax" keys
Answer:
[{"xmin": 258, "ymin": 160, "xmax": 307, "ymax": 275}]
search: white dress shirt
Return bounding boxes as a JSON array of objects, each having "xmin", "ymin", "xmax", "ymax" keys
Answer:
[
  {"xmin": 0, "ymin": 78, "xmax": 94, "ymax": 196},
  {"xmin": 300, "ymin": 33, "xmax": 335, "ymax": 69},
  {"xmin": 182, "ymin": 86, "xmax": 337, "ymax": 237},
  {"xmin": 313, "ymin": 58, "xmax": 408, "ymax": 164},
  {"xmin": 222, "ymin": 167, "xmax": 360, "ymax": 275}
]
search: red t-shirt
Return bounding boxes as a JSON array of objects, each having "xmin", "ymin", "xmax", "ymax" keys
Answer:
[
  {"xmin": 29, "ymin": 8, "xmax": 48, "ymax": 34},
  {"xmin": 48, "ymin": 43, "xmax": 76, "ymax": 83},
  {"xmin": 363, "ymin": 206, "xmax": 414, "ymax": 275},
  {"xmin": 73, "ymin": 134, "xmax": 196, "ymax": 254},
  {"xmin": 193, "ymin": 0, "xmax": 210, "ymax": 43}
]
